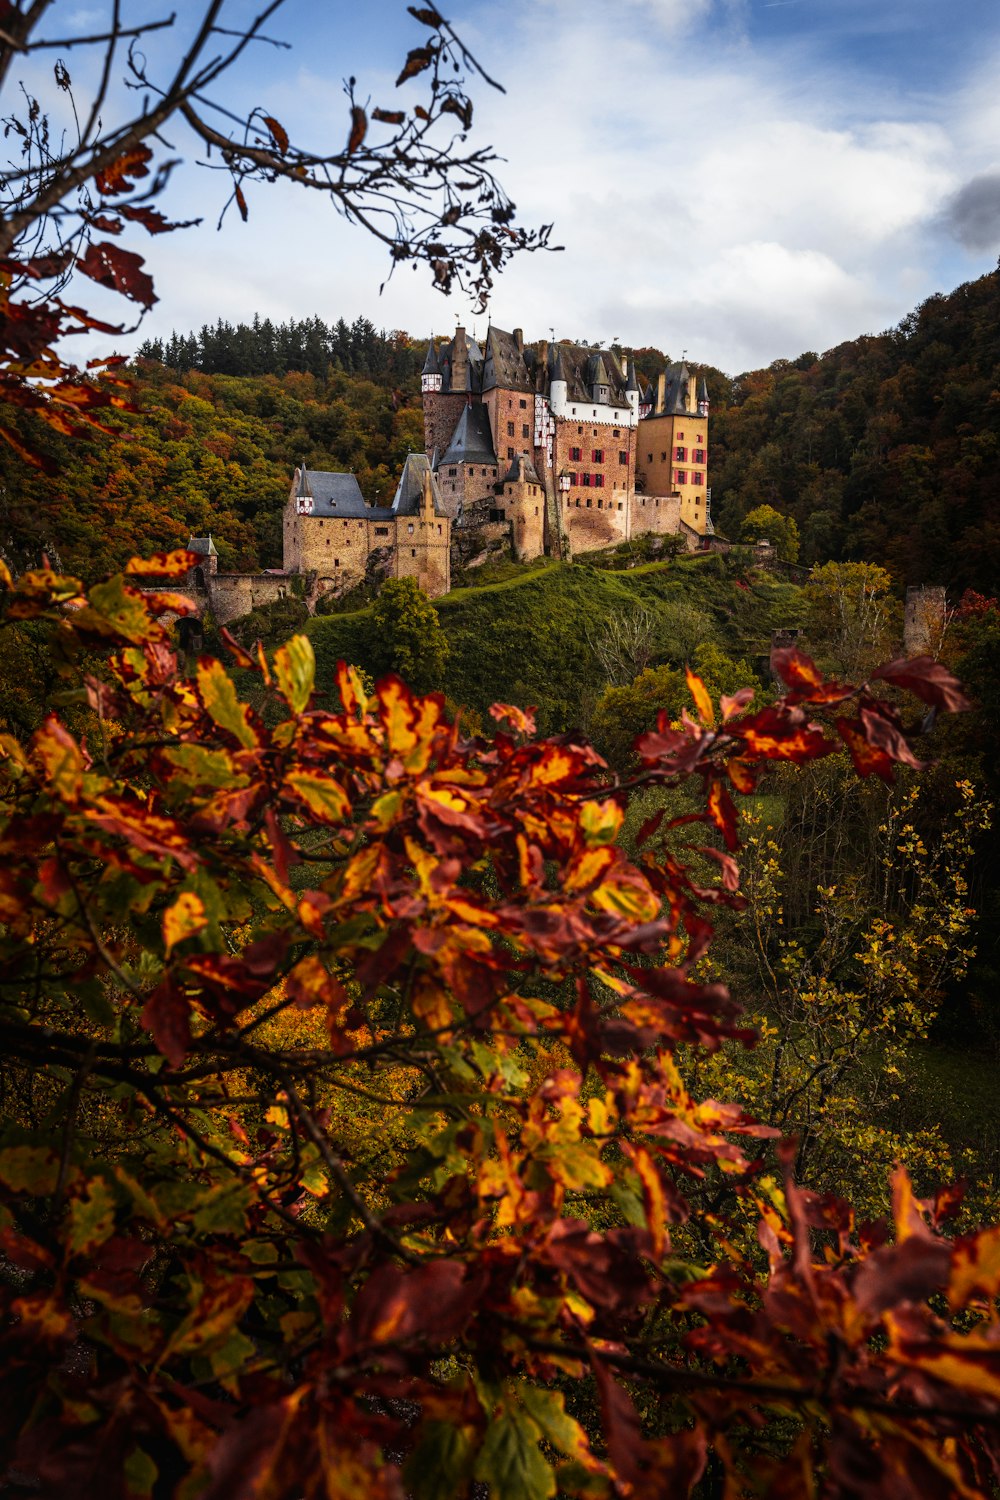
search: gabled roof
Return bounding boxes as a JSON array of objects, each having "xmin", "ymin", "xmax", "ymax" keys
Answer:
[
  {"xmin": 437, "ymin": 326, "xmax": 484, "ymax": 394},
  {"xmin": 439, "ymin": 403, "xmax": 498, "ymax": 468},
  {"xmin": 391, "ymin": 452, "xmax": 445, "ymax": 517},
  {"xmin": 481, "ymin": 325, "xmax": 533, "ymax": 393},
  {"xmin": 187, "ymin": 535, "xmax": 217, "ymax": 555}
]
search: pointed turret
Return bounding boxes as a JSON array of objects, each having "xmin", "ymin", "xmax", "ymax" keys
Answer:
[
  {"xmin": 421, "ymin": 335, "xmax": 443, "ymax": 394},
  {"xmin": 549, "ymin": 343, "xmax": 568, "ymax": 415},
  {"xmin": 626, "ymin": 355, "xmax": 640, "ymax": 419},
  {"xmin": 698, "ymin": 376, "xmax": 710, "ymax": 418}
]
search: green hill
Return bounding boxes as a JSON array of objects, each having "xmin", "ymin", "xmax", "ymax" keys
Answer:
[{"xmin": 307, "ymin": 554, "xmax": 804, "ymax": 734}]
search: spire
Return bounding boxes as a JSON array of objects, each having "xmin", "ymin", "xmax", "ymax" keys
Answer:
[
  {"xmin": 550, "ymin": 344, "xmax": 565, "ymax": 383},
  {"xmin": 421, "ymin": 336, "xmax": 440, "ymax": 376},
  {"xmin": 297, "ymin": 459, "xmax": 308, "ymax": 496},
  {"xmin": 626, "ymin": 358, "xmax": 640, "ymax": 393}
]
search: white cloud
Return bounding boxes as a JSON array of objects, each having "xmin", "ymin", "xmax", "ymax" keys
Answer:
[{"xmin": 64, "ymin": 0, "xmax": 1000, "ymax": 373}]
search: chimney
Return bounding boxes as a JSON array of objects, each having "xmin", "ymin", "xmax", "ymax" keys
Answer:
[
  {"xmin": 514, "ymin": 327, "xmax": 524, "ymax": 353},
  {"xmin": 656, "ymin": 371, "xmax": 667, "ymax": 413}
]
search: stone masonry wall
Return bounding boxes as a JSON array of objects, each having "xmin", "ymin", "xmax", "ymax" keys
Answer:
[
  {"xmin": 631, "ymin": 492, "xmax": 682, "ymax": 538},
  {"xmin": 423, "ymin": 391, "xmax": 467, "ymax": 458}
]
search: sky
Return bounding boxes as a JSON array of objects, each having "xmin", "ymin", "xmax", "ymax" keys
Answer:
[{"xmin": 20, "ymin": 0, "xmax": 1000, "ymax": 374}]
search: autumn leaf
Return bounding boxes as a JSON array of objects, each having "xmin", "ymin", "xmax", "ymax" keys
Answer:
[
  {"xmin": 872, "ymin": 655, "xmax": 972, "ymax": 714},
  {"xmin": 197, "ymin": 657, "xmax": 260, "ymax": 749},
  {"xmin": 163, "ymin": 891, "xmax": 208, "ymax": 955},
  {"xmin": 348, "ymin": 106, "xmax": 368, "ymax": 154},
  {"xmin": 77, "ymin": 240, "xmax": 157, "ymax": 308},
  {"xmin": 273, "ymin": 634, "xmax": 315, "ymax": 716},
  {"xmin": 261, "ymin": 114, "xmax": 289, "ymax": 154},
  {"xmin": 396, "ymin": 46, "xmax": 434, "ymax": 85},
  {"xmin": 94, "ymin": 143, "xmax": 152, "ymax": 196}
]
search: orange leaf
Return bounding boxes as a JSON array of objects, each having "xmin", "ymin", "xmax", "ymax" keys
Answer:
[
  {"xmin": 348, "ymin": 106, "xmax": 367, "ymax": 154},
  {"xmin": 163, "ymin": 891, "xmax": 208, "ymax": 956},
  {"xmin": 686, "ymin": 668, "xmax": 715, "ymax": 728}
]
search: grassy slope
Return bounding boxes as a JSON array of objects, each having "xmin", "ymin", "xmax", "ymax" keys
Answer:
[{"xmin": 307, "ymin": 555, "xmax": 806, "ymax": 733}]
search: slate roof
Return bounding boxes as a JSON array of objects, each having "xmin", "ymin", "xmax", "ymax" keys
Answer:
[
  {"xmin": 437, "ymin": 327, "xmax": 484, "ymax": 395},
  {"xmin": 187, "ymin": 535, "xmax": 217, "ymax": 555},
  {"xmin": 547, "ymin": 343, "xmax": 629, "ymax": 406},
  {"xmin": 626, "ymin": 359, "xmax": 641, "ymax": 393},
  {"xmin": 422, "ymin": 338, "xmax": 441, "ymax": 376},
  {"xmin": 391, "ymin": 452, "xmax": 445, "ymax": 517},
  {"xmin": 481, "ymin": 326, "xmax": 533, "ymax": 393},
  {"xmin": 296, "ymin": 466, "xmax": 374, "ymax": 518},
  {"xmin": 438, "ymin": 403, "xmax": 498, "ymax": 468},
  {"xmin": 501, "ymin": 454, "xmax": 542, "ymax": 485},
  {"xmin": 659, "ymin": 362, "xmax": 692, "ymax": 415}
]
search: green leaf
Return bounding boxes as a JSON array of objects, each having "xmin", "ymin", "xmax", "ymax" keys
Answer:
[
  {"xmin": 406, "ymin": 1421, "xmax": 477, "ymax": 1500},
  {"xmin": 82, "ymin": 574, "xmax": 159, "ymax": 643},
  {"xmin": 518, "ymin": 1386, "xmax": 593, "ymax": 1462},
  {"xmin": 67, "ymin": 1177, "xmax": 117, "ymax": 1254},
  {"xmin": 0, "ymin": 1145, "xmax": 62, "ymax": 1195},
  {"xmin": 123, "ymin": 1446, "xmax": 159, "ymax": 1499},
  {"xmin": 474, "ymin": 1407, "xmax": 555, "ymax": 1500},
  {"xmin": 196, "ymin": 658, "xmax": 259, "ymax": 748},
  {"xmin": 273, "ymin": 633, "xmax": 315, "ymax": 715}
]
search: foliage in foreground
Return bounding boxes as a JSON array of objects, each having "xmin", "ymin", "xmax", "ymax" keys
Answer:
[{"xmin": 2, "ymin": 551, "xmax": 1000, "ymax": 1498}]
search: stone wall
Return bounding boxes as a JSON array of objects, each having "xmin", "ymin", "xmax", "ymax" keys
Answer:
[
  {"xmin": 631, "ymin": 492, "xmax": 682, "ymax": 538},
  {"xmin": 636, "ymin": 412, "xmax": 710, "ymax": 533},
  {"xmin": 423, "ymin": 390, "xmax": 467, "ymax": 458},
  {"xmin": 207, "ymin": 573, "xmax": 291, "ymax": 626}
]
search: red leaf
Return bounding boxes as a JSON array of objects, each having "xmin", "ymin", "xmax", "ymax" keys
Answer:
[
  {"xmin": 94, "ymin": 143, "xmax": 152, "ymax": 196},
  {"xmin": 729, "ymin": 705, "xmax": 835, "ymax": 763},
  {"xmin": 771, "ymin": 645, "xmax": 852, "ymax": 704},
  {"xmin": 859, "ymin": 701, "xmax": 926, "ymax": 771},
  {"xmin": 141, "ymin": 981, "xmax": 192, "ymax": 1068},
  {"xmin": 76, "ymin": 240, "xmax": 157, "ymax": 308},
  {"xmin": 872, "ymin": 655, "xmax": 971, "ymax": 713},
  {"xmin": 836, "ymin": 717, "xmax": 896, "ymax": 782},
  {"xmin": 119, "ymin": 203, "xmax": 199, "ymax": 236},
  {"xmin": 372, "ymin": 107, "xmax": 406, "ymax": 125},
  {"xmin": 706, "ymin": 778, "xmax": 739, "ymax": 851},
  {"xmin": 396, "ymin": 46, "xmax": 434, "ymax": 85},
  {"xmin": 347, "ymin": 106, "xmax": 367, "ymax": 154},
  {"xmin": 261, "ymin": 115, "xmax": 289, "ymax": 154},
  {"xmin": 234, "ymin": 184, "xmax": 249, "ymax": 223}
]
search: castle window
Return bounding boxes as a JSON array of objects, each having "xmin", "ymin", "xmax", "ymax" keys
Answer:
[
  {"xmin": 613, "ymin": 429, "xmax": 620, "ymax": 438},
  {"xmin": 412, "ymin": 548, "xmax": 416, "ymax": 556},
  {"xmin": 661, "ymin": 452, "xmax": 667, "ymax": 461},
  {"xmin": 375, "ymin": 526, "xmax": 389, "ymax": 536},
  {"xmin": 577, "ymin": 425, "xmax": 583, "ymax": 434},
  {"xmin": 326, "ymin": 539, "xmax": 331, "ymax": 546},
  {"xmin": 581, "ymin": 472, "xmax": 590, "ymax": 487},
  {"xmin": 334, "ymin": 557, "xmax": 340, "ymax": 567},
  {"xmin": 507, "ymin": 422, "xmax": 515, "ymax": 436},
  {"xmin": 586, "ymin": 497, "xmax": 592, "ymax": 507},
  {"xmin": 507, "ymin": 446, "xmax": 514, "ymax": 459},
  {"xmin": 674, "ymin": 470, "xmax": 687, "ymax": 485},
  {"xmin": 570, "ymin": 446, "xmax": 581, "ymax": 461},
  {"xmin": 519, "ymin": 398, "xmax": 527, "ymax": 408},
  {"xmin": 592, "ymin": 409, "xmax": 597, "ymax": 418},
  {"xmin": 697, "ymin": 434, "xmax": 703, "ymax": 443},
  {"xmin": 438, "ymin": 524, "xmax": 442, "ymax": 533},
  {"xmin": 618, "ymin": 502, "xmax": 623, "ymax": 511},
  {"xmin": 344, "ymin": 519, "xmax": 349, "ymax": 526},
  {"xmin": 595, "ymin": 474, "xmax": 605, "ymax": 487},
  {"xmin": 449, "ymin": 467, "xmax": 457, "ymax": 476},
  {"xmin": 408, "ymin": 523, "xmax": 414, "ymax": 533},
  {"xmin": 535, "ymin": 507, "xmax": 539, "ymax": 515},
  {"xmin": 592, "ymin": 449, "xmax": 604, "ymax": 463},
  {"xmin": 677, "ymin": 431, "xmax": 685, "ymax": 440},
  {"xmin": 575, "ymin": 498, "xmax": 580, "ymax": 507},
  {"xmin": 522, "ymin": 424, "xmax": 530, "ymax": 439},
  {"xmin": 693, "ymin": 472, "xmax": 703, "ymax": 484},
  {"xmin": 619, "ymin": 451, "xmax": 628, "ymax": 465},
  {"xmin": 572, "ymin": 407, "xmax": 577, "ymax": 415},
  {"xmin": 675, "ymin": 447, "xmax": 686, "ymax": 462}
]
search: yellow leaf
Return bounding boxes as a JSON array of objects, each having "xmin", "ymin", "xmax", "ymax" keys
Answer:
[
  {"xmin": 162, "ymin": 891, "xmax": 208, "ymax": 955},
  {"xmin": 686, "ymin": 667, "xmax": 715, "ymax": 728},
  {"xmin": 273, "ymin": 634, "xmax": 315, "ymax": 716}
]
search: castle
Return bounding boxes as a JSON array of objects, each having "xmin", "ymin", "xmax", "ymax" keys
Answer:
[{"xmin": 173, "ymin": 327, "xmax": 714, "ymax": 622}]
